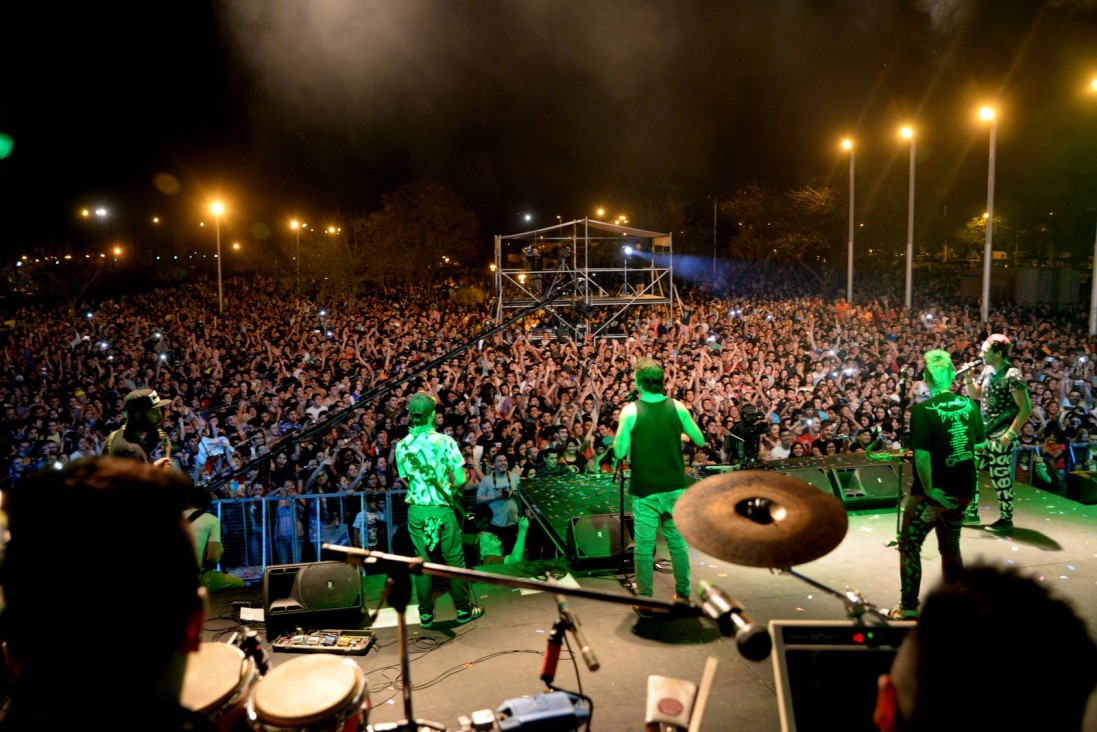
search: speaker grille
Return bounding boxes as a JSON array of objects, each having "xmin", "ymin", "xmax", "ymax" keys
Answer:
[{"xmin": 291, "ymin": 562, "xmax": 361, "ymax": 610}]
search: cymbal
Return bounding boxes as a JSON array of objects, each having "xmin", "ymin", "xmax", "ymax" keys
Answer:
[{"xmin": 674, "ymin": 470, "xmax": 848, "ymax": 568}]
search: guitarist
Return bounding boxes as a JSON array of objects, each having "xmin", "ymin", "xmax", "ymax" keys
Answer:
[
  {"xmin": 105, "ymin": 389, "xmax": 173, "ymax": 469},
  {"xmin": 394, "ymin": 392, "xmax": 484, "ymax": 629}
]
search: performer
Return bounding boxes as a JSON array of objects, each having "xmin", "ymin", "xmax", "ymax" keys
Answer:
[
  {"xmin": 105, "ymin": 388, "xmax": 173, "ymax": 468},
  {"xmin": 613, "ymin": 358, "xmax": 705, "ymax": 617},
  {"xmin": 963, "ymin": 334, "xmax": 1032, "ymax": 533},
  {"xmin": 892, "ymin": 350, "xmax": 985, "ymax": 619},
  {"xmin": 394, "ymin": 392, "xmax": 483, "ymax": 629}
]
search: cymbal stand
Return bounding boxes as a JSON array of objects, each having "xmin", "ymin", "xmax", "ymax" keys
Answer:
[{"xmin": 777, "ymin": 567, "xmax": 891, "ymax": 623}]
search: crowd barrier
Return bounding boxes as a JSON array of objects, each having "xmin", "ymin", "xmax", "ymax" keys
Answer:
[{"xmin": 209, "ymin": 489, "xmax": 428, "ymax": 582}]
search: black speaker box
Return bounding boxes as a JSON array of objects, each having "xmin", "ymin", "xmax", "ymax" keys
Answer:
[
  {"xmin": 566, "ymin": 513, "xmax": 633, "ymax": 570},
  {"xmin": 782, "ymin": 467, "xmax": 837, "ymax": 496},
  {"xmin": 830, "ymin": 464, "xmax": 902, "ymax": 509},
  {"xmin": 263, "ymin": 561, "xmax": 364, "ymax": 636},
  {"xmin": 1065, "ymin": 471, "xmax": 1097, "ymax": 505}
]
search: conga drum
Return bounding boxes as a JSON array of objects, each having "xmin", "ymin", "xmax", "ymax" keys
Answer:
[
  {"xmin": 246, "ymin": 654, "xmax": 369, "ymax": 731},
  {"xmin": 181, "ymin": 641, "xmax": 259, "ymax": 731}
]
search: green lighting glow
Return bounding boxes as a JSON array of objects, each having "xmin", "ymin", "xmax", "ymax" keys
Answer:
[{"xmin": 0, "ymin": 133, "xmax": 12, "ymax": 159}]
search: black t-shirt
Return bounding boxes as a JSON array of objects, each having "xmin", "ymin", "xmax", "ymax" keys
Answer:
[{"xmin": 910, "ymin": 392, "xmax": 985, "ymax": 499}]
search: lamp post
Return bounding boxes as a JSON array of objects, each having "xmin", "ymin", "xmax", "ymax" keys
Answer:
[
  {"xmin": 842, "ymin": 139, "xmax": 855, "ymax": 302},
  {"xmin": 1089, "ymin": 80, "xmax": 1097, "ymax": 336},
  {"xmin": 979, "ymin": 106, "xmax": 997, "ymax": 323},
  {"xmin": 900, "ymin": 126, "xmax": 916, "ymax": 309},
  {"xmin": 711, "ymin": 196, "xmax": 718, "ymax": 275},
  {"xmin": 211, "ymin": 201, "xmax": 224, "ymax": 315},
  {"xmin": 290, "ymin": 220, "xmax": 301, "ymax": 294}
]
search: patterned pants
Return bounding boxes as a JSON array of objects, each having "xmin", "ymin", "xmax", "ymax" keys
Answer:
[
  {"xmin": 897, "ymin": 494, "xmax": 969, "ymax": 612},
  {"xmin": 976, "ymin": 437, "xmax": 1014, "ymax": 521}
]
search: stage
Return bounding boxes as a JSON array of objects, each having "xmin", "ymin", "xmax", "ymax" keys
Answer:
[{"xmin": 199, "ymin": 472, "xmax": 1097, "ymax": 731}]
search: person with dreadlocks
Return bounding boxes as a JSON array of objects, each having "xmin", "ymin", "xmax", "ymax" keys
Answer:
[{"xmin": 394, "ymin": 391, "xmax": 483, "ymax": 629}]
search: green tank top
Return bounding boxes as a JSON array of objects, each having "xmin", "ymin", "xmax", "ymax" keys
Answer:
[{"xmin": 630, "ymin": 398, "xmax": 687, "ymax": 497}]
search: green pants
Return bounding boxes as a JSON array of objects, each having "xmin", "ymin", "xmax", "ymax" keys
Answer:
[
  {"xmin": 407, "ymin": 504, "xmax": 472, "ymax": 616},
  {"xmin": 631, "ymin": 488, "xmax": 691, "ymax": 598}
]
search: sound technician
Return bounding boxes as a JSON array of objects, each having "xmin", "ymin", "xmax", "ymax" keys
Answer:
[{"xmin": 613, "ymin": 358, "xmax": 705, "ymax": 617}]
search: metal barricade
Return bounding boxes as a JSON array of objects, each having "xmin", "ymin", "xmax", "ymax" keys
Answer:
[{"xmin": 211, "ymin": 491, "xmax": 406, "ymax": 583}]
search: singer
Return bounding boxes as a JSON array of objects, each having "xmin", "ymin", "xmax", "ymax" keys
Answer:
[
  {"xmin": 963, "ymin": 334, "xmax": 1032, "ymax": 533},
  {"xmin": 105, "ymin": 388, "xmax": 174, "ymax": 468},
  {"xmin": 613, "ymin": 358, "xmax": 705, "ymax": 617},
  {"xmin": 891, "ymin": 350, "xmax": 985, "ymax": 619}
]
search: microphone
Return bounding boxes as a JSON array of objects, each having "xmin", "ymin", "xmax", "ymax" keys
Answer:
[
  {"xmin": 697, "ymin": 580, "xmax": 772, "ymax": 661},
  {"xmin": 955, "ymin": 360, "xmax": 981, "ymax": 378},
  {"xmin": 555, "ymin": 592, "xmax": 600, "ymax": 671},
  {"xmin": 626, "ymin": 388, "xmax": 639, "ymax": 402}
]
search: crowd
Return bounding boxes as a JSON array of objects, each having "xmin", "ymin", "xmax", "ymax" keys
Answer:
[{"xmin": 4, "ymin": 265, "xmax": 1097, "ymax": 524}]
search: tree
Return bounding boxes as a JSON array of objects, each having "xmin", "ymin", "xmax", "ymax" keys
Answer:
[
  {"xmin": 18, "ymin": 250, "xmax": 111, "ymax": 317},
  {"xmin": 957, "ymin": 214, "xmax": 1014, "ymax": 262},
  {"xmin": 363, "ymin": 179, "xmax": 482, "ymax": 290},
  {"xmin": 718, "ymin": 182, "xmax": 844, "ymax": 289},
  {"xmin": 307, "ymin": 180, "xmax": 483, "ymax": 299}
]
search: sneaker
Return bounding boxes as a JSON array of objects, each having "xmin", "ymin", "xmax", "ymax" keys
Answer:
[
  {"xmin": 455, "ymin": 605, "xmax": 484, "ymax": 624},
  {"xmin": 419, "ymin": 612, "xmax": 434, "ymax": 629},
  {"xmin": 962, "ymin": 511, "xmax": 981, "ymax": 526},
  {"xmin": 889, "ymin": 605, "xmax": 918, "ymax": 620},
  {"xmin": 985, "ymin": 519, "xmax": 1013, "ymax": 534},
  {"xmin": 632, "ymin": 605, "xmax": 654, "ymax": 619}
]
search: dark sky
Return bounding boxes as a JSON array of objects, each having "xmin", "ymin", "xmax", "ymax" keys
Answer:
[{"xmin": 3, "ymin": 0, "xmax": 1097, "ymax": 255}]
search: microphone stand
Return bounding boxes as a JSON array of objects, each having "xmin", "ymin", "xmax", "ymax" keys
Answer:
[
  {"xmin": 777, "ymin": 567, "xmax": 892, "ymax": 623},
  {"xmin": 891, "ymin": 368, "xmax": 910, "ymax": 546},
  {"xmin": 865, "ymin": 368, "xmax": 912, "ymax": 549},
  {"xmin": 613, "ymin": 457, "xmax": 636, "ymax": 593}
]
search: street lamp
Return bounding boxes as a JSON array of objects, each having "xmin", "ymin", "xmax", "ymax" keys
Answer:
[
  {"xmin": 210, "ymin": 201, "xmax": 224, "ymax": 315},
  {"xmin": 900, "ymin": 126, "xmax": 916, "ymax": 309},
  {"xmin": 842, "ymin": 138, "xmax": 855, "ymax": 302},
  {"xmin": 978, "ymin": 106, "xmax": 997, "ymax": 323},
  {"xmin": 1088, "ymin": 80, "xmax": 1097, "ymax": 335},
  {"xmin": 290, "ymin": 220, "xmax": 301, "ymax": 293}
]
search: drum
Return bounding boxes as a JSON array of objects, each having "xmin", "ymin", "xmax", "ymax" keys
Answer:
[
  {"xmin": 181, "ymin": 641, "xmax": 260, "ymax": 732},
  {"xmin": 247, "ymin": 654, "xmax": 369, "ymax": 731}
]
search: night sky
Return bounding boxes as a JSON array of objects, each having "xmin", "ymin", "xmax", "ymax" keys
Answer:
[{"xmin": 3, "ymin": 0, "xmax": 1097, "ymax": 256}]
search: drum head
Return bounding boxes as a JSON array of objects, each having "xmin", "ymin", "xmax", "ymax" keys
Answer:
[
  {"xmin": 252, "ymin": 654, "xmax": 362, "ymax": 728},
  {"xmin": 181, "ymin": 642, "xmax": 247, "ymax": 714}
]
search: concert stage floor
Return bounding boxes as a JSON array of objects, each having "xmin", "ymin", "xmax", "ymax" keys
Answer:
[{"xmin": 201, "ymin": 476, "xmax": 1097, "ymax": 731}]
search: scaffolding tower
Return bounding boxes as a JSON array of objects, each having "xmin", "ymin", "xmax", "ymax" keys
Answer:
[{"xmin": 493, "ymin": 218, "xmax": 675, "ymax": 339}]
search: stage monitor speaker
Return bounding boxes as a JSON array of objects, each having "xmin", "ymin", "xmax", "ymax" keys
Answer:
[
  {"xmin": 1065, "ymin": 471, "xmax": 1097, "ymax": 505},
  {"xmin": 566, "ymin": 513, "xmax": 633, "ymax": 570},
  {"xmin": 830, "ymin": 464, "xmax": 902, "ymax": 510},
  {"xmin": 263, "ymin": 561, "xmax": 364, "ymax": 636},
  {"xmin": 782, "ymin": 467, "xmax": 837, "ymax": 496}
]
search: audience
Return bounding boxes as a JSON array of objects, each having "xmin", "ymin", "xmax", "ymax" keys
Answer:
[{"xmin": 3, "ymin": 266, "xmax": 1097, "ymax": 552}]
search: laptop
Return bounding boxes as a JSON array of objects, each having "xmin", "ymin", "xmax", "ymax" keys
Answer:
[{"xmin": 769, "ymin": 619, "xmax": 915, "ymax": 732}]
